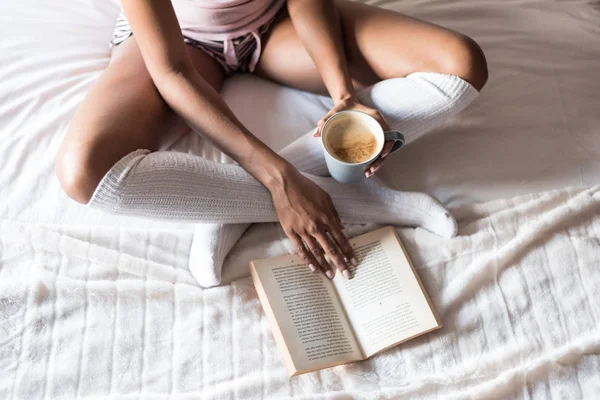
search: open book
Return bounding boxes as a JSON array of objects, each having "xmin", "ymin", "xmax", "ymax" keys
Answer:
[{"xmin": 250, "ymin": 226, "xmax": 442, "ymax": 376}]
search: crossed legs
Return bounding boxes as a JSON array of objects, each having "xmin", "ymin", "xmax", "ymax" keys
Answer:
[{"xmin": 56, "ymin": 1, "xmax": 487, "ymax": 286}]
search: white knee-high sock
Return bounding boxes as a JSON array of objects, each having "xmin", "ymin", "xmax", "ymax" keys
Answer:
[
  {"xmin": 360, "ymin": 72, "xmax": 478, "ymax": 144},
  {"xmin": 90, "ymin": 149, "xmax": 456, "ymax": 235},
  {"xmin": 278, "ymin": 72, "xmax": 479, "ymax": 171},
  {"xmin": 188, "ymin": 222, "xmax": 250, "ymax": 286},
  {"xmin": 92, "ymin": 72, "xmax": 477, "ymax": 287}
]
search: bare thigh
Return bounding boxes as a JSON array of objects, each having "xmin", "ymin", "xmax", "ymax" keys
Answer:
[
  {"xmin": 255, "ymin": 1, "xmax": 488, "ymax": 93},
  {"xmin": 56, "ymin": 37, "xmax": 225, "ymax": 203}
]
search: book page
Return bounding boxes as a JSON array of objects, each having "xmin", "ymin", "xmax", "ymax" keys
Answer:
[
  {"xmin": 332, "ymin": 227, "xmax": 441, "ymax": 358},
  {"xmin": 251, "ymin": 254, "xmax": 363, "ymax": 375}
]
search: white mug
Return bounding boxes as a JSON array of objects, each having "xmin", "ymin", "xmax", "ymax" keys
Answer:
[{"xmin": 321, "ymin": 110, "xmax": 405, "ymax": 183}]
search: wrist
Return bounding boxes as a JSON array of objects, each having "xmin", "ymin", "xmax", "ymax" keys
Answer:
[
  {"xmin": 332, "ymin": 91, "xmax": 358, "ymax": 106},
  {"xmin": 245, "ymin": 148, "xmax": 299, "ymax": 193},
  {"xmin": 332, "ymin": 90, "xmax": 356, "ymax": 105},
  {"xmin": 329, "ymin": 78, "xmax": 356, "ymax": 105},
  {"xmin": 262, "ymin": 160, "xmax": 299, "ymax": 194},
  {"xmin": 321, "ymin": 66, "xmax": 355, "ymax": 105}
]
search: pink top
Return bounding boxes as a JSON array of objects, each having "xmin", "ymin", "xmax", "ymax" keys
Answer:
[
  {"xmin": 172, "ymin": 0, "xmax": 286, "ymax": 41},
  {"xmin": 170, "ymin": 0, "xmax": 286, "ymax": 71}
]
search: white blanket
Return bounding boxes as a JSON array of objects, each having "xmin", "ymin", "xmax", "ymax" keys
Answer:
[{"xmin": 2, "ymin": 186, "xmax": 599, "ymax": 399}]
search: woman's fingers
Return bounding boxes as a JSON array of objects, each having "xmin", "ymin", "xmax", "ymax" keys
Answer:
[
  {"xmin": 314, "ymin": 231, "xmax": 350, "ymax": 280},
  {"xmin": 303, "ymin": 235, "xmax": 332, "ymax": 275},
  {"xmin": 366, "ymin": 158, "xmax": 384, "ymax": 177},
  {"xmin": 289, "ymin": 234, "xmax": 318, "ymax": 272},
  {"xmin": 365, "ymin": 140, "xmax": 394, "ymax": 177},
  {"xmin": 380, "ymin": 140, "xmax": 395, "ymax": 158},
  {"xmin": 329, "ymin": 228, "xmax": 357, "ymax": 268},
  {"xmin": 315, "ymin": 103, "xmax": 348, "ymax": 137},
  {"xmin": 317, "ymin": 99, "xmax": 389, "ymax": 138},
  {"xmin": 315, "ymin": 110, "xmax": 336, "ymax": 137},
  {"xmin": 323, "ymin": 203, "xmax": 355, "ymax": 263},
  {"xmin": 363, "ymin": 107, "xmax": 391, "ymax": 131},
  {"xmin": 314, "ymin": 123, "xmax": 324, "ymax": 137}
]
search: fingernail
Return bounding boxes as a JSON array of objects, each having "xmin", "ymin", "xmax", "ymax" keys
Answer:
[
  {"xmin": 343, "ymin": 256, "xmax": 349, "ymax": 263},
  {"xmin": 351, "ymin": 257, "xmax": 358, "ymax": 266},
  {"xmin": 342, "ymin": 270, "xmax": 351, "ymax": 280},
  {"xmin": 326, "ymin": 270, "xmax": 334, "ymax": 279},
  {"xmin": 308, "ymin": 264, "xmax": 316, "ymax": 272}
]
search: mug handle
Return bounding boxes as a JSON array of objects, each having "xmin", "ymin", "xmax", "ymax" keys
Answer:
[{"xmin": 383, "ymin": 130, "xmax": 405, "ymax": 154}]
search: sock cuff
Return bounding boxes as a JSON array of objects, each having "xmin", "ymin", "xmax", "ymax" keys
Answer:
[
  {"xmin": 88, "ymin": 149, "xmax": 151, "ymax": 210},
  {"xmin": 408, "ymin": 72, "xmax": 480, "ymax": 104}
]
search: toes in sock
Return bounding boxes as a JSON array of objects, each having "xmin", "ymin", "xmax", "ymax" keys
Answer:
[{"xmin": 396, "ymin": 190, "xmax": 457, "ymax": 238}]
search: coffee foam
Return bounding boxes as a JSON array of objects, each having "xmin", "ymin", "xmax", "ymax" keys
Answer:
[{"xmin": 324, "ymin": 115, "xmax": 379, "ymax": 163}]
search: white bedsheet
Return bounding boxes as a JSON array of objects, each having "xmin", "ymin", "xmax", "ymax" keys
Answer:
[{"xmin": 2, "ymin": 186, "xmax": 599, "ymax": 398}]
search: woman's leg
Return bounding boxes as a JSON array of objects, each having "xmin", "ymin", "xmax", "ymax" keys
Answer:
[
  {"xmin": 256, "ymin": 1, "xmax": 488, "ymax": 93},
  {"xmin": 56, "ymin": 37, "xmax": 235, "ymax": 287},
  {"xmin": 260, "ymin": 1, "xmax": 486, "ymax": 191},
  {"xmin": 56, "ymin": 37, "xmax": 225, "ymax": 203}
]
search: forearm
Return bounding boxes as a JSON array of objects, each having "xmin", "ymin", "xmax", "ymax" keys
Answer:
[
  {"xmin": 154, "ymin": 66, "xmax": 295, "ymax": 190},
  {"xmin": 287, "ymin": 0, "xmax": 354, "ymax": 103},
  {"xmin": 119, "ymin": 0, "xmax": 295, "ymax": 192}
]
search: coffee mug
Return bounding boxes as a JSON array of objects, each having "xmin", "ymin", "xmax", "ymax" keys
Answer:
[{"xmin": 321, "ymin": 110, "xmax": 405, "ymax": 183}]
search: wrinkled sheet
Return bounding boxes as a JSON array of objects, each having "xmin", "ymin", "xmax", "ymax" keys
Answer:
[{"xmin": 2, "ymin": 186, "xmax": 599, "ymax": 399}]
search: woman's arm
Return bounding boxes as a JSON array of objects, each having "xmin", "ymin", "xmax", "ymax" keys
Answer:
[
  {"xmin": 286, "ymin": 0, "xmax": 355, "ymax": 103},
  {"xmin": 121, "ymin": 0, "xmax": 290, "ymax": 190},
  {"xmin": 120, "ymin": 0, "xmax": 355, "ymax": 276},
  {"xmin": 287, "ymin": 0, "xmax": 396, "ymax": 177}
]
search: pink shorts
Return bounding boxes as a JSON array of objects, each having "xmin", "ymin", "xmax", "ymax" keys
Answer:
[{"xmin": 110, "ymin": 9, "xmax": 282, "ymax": 75}]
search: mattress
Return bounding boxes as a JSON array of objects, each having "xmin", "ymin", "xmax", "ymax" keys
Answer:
[{"xmin": 1, "ymin": 0, "xmax": 600, "ymax": 398}]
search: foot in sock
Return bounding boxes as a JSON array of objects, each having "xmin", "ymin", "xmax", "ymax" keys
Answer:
[
  {"xmin": 188, "ymin": 223, "xmax": 250, "ymax": 287},
  {"xmin": 315, "ymin": 175, "xmax": 458, "ymax": 238}
]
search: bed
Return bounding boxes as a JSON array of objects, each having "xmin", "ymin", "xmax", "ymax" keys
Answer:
[{"xmin": 1, "ymin": 0, "xmax": 599, "ymax": 398}]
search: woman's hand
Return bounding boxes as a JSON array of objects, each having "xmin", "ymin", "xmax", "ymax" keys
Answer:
[
  {"xmin": 269, "ymin": 168, "xmax": 357, "ymax": 279},
  {"xmin": 315, "ymin": 96, "xmax": 395, "ymax": 178}
]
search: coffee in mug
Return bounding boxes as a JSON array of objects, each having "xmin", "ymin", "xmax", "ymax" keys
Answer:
[
  {"xmin": 321, "ymin": 110, "xmax": 405, "ymax": 183},
  {"xmin": 324, "ymin": 118, "xmax": 379, "ymax": 164}
]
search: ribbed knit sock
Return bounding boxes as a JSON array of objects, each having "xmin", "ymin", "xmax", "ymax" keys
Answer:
[
  {"xmin": 188, "ymin": 222, "xmax": 250, "ymax": 286},
  {"xmin": 90, "ymin": 149, "xmax": 457, "ymax": 232},
  {"xmin": 279, "ymin": 72, "xmax": 479, "ymax": 171},
  {"xmin": 90, "ymin": 73, "xmax": 477, "ymax": 286}
]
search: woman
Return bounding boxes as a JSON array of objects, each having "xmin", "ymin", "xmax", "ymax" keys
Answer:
[{"xmin": 55, "ymin": 0, "xmax": 487, "ymax": 283}]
